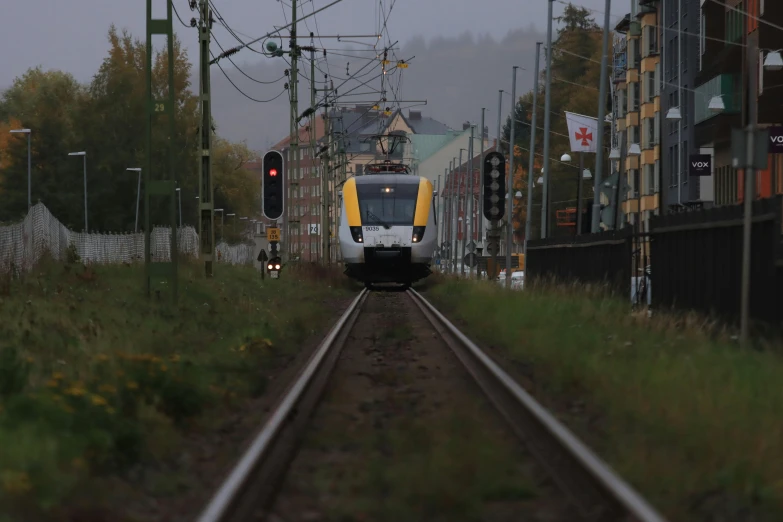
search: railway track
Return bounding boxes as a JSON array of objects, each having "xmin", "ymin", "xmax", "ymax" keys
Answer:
[{"xmin": 196, "ymin": 288, "xmax": 667, "ymax": 522}]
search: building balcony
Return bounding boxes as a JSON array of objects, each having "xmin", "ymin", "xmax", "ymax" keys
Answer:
[{"xmin": 694, "ymin": 74, "xmax": 740, "ymax": 125}]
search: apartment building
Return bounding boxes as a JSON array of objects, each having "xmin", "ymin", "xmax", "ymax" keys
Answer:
[{"xmin": 697, "ymin": 0, "xmax": 783, "ymax": 205}]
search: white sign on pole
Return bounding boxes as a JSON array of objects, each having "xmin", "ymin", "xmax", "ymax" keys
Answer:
[
  {"xmin": 565, "ymin": 111, "xmax": 599, "ymax": 153},
  {"xmin": 309, "ymin": 223, "xmax": 319, "ymax": 235}
]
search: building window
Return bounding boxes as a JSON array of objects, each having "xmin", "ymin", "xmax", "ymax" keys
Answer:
[
  {"xmin": 628, "ymin": 39, "xmax": 638, "ymax": 69},
  {"xmin": 629, "ymin": 83, "xmax": 640, "ymax": 111},
  {"xmin": 682, "ymin": 140, "xmax": 689, "ymax": 184},
  {"xmin": 642, "ymin": 163, "xmax": 655, "ymax": 196},
  {"xmin": 643, "ymin": 117, "xmax": 656, "ymax": 149},
  {"xmin": 642, "ymin": 25, "xmax": 657, "ymax": 57},
  {"xmin": 644, "ymin": 70, "xmax": 656, "ymax": 103}
]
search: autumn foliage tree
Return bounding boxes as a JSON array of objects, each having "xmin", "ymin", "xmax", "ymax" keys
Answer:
[
  {"xmin": 502, "ymin": 3, "xmax": 607, "ymax": 239},
  {"xmin": 0, "ymin": 26, "xmax": 259, "ymax": 235}
]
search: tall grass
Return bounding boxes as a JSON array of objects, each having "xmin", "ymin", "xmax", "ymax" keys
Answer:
[
  {"xmin": 430, "ymin": 280, "xmax": 783, "ymax": 522},
  {"xmin": 0, "ymin": 257, "xmax": 350, "ymax": 519}
]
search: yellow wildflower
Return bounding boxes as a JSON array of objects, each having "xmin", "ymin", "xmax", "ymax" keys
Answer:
[
  {"xmin": 64, "ymin": 384, "xmax": 86, "ymax": 396},
  {"xmin": 169, "ymin": 354, "xmax": 180, "ymax": 362},
  {"xmin": 126, "ymin": 381, "xmax": 138, "ymax": 390},
  {"xmin": 45, "ymin": 379, "xmax": 59, "ymax": 388},
  {"xmin": 91, "ymin": 395, "xmax": 107, "ymax": 406},
  {"xmin": 151, "ymin": 356, "xmax": 162, "ymax": 363},
  {"xmin": 51, "ymin": 372, "xmax": 64, "ymax": 380},
  {"xmin": 159, "ymin": 364, "xmax": 167, "ymax": 372},
  {"xmin": 0, "ymin": 471, "xmax": 32, "ymax": 495},
  {"xmin": 238, "ymin": 344, "xmax": 247, "ymax": 352},
  {"xmin": 98, "ymin": 384, "xmax": 116, "ymax": 394}
]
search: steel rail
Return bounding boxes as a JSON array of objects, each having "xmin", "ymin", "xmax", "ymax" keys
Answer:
[
  {"xmin": 407, "ymin": 288, "xmax": 668, "ymax": 522},
  {"xmin": 196, "ymin": 288, "xmax": 369, "ymax": 522}
]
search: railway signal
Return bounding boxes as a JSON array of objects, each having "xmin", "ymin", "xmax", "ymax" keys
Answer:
[
  {"xmin": 482, "ymin": 151, "xmax": 506, "ymax": 221},
  {"xmin": 267, "ymin": 256, "xmax": 282, "ymax": 278},
  {"xmin": 262, "ymin": 150, "xmax": 284, "ymax": 221}
]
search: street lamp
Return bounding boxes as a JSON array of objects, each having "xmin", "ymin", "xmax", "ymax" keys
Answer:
[
  {"xmin": 215, "ymin": 208, "xmax": 224, "ymax": 239},
  {"xmin": 708, "ymin": 95, "xmax": 725, "ymax": 112},
  {"xmin": 10, "ymin": 129, "xmax": 31, "ymax": 209},
  {"xmin": 628, "ymin": 143, "xmax": 642, "ymax": 156},
  {"xmin": 126, "ymin": 168, "xmax": 142, "ymax": 232},
  {"xmin": 665, "ymin": 107, "xmax": 682, "ymax": 120},
  {"xmin": 175, "ymin": 187, "xmax": 182, "ymax": 228},
  {"xmin": 764, "ymin": 50, "xmax": 783, "ymax": 71},
  {"xmin": 68, "ymin": 151, "xmax": 88, "ymax": 231},
  {"xmin": 560, "ymin": 153, "xmax": 572, "ymax": 162}
]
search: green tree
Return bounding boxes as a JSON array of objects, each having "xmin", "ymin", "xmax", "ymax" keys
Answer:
[
  {"xmin": 0, "ymin": 68, "xmax": 87, "ymax": 226},
  {"xmin": 502, "ymin": 2, "xmax": 608, "ymax": 239}
]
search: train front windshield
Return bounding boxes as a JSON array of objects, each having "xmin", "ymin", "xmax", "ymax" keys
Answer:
[{"xmin": 356, "ymin": 184, "xmax": 418, "ymax": 227}]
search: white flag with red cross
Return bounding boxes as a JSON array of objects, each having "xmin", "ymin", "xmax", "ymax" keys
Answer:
[{"xmin": 565, "ymin": 111, "xmax": 599, "ymax": 153}]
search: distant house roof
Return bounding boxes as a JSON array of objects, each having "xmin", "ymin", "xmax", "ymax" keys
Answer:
[
  {"xmin": 271, "ymin": 116, "xmax": 327, "ymax": 150},
  {"xmin": 410, "ymin": 133, "xmax": 460, "ymax": 164}
]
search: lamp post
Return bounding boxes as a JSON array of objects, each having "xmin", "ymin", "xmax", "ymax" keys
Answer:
[
  {"xmin": 127, "ymin": 168, "xmax": 142, "ymax": 232},
  {"xmin": 238, "ymin": 216, "xmax": 247, "ymax": 234},
  {"xmin": 68, "ymin": 151, "xmax": 88, "ymax": 231},
  {"xmin": 215, "ymin": 208, "xmax": 224, "ymax": 240},
  {"xmin": 175, "ymin": 187, "xmax": 182, "ymax": 228},
  {"xmin": 10, "ymin": 129, "xmax": 31, "ymax": 209}
]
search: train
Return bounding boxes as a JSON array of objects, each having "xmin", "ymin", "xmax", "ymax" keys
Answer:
[{"xmin": 338, "ymin": 161, "xmax": 437, "ymax": 288}]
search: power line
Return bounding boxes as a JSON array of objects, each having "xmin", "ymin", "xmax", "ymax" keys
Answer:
[
  {"xmin": 212, "ymin": 33, "xmax": 285, "ymax": 84},
  {"xmin": 211, "ymin": 51, "xmax": 288, "ymax": 103}
]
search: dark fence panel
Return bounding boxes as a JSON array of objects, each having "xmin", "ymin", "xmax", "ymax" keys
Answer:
[
  {"xmin": 649, "ymin": 196, "xmax": 783, "ymax": 326},
  {"xmin": 526, "ymin": 230, "xmax": 633, "ymax": 295}
]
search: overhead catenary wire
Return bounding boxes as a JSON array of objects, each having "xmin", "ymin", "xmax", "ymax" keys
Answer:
[
  {"xmin": 212, "ymin": 33, "xmax": 285, "ymax": 84},
  {"xmin": 211, "ymin": 51, "xmax": 288, "ymax": 103}
]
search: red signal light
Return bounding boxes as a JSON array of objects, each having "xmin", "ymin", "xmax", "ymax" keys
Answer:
[{"xmin": 269, "ymin": 168, "xmax": 278, "ymax": 177}]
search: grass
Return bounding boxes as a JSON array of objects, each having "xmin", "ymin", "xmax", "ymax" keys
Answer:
[
  {"xmin": 429, "ymin": 280, "xmax": 783, "ymax": 522},
  {"xmin": 0, "ymin": 256, "xmax": 354, "ymax": 520}
]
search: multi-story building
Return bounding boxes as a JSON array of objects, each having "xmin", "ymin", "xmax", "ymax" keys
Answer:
[
  {"xmin": 697, "ymin": 0, "xmax": 783, "ymax": 205},
  {"xmin": 270, "ymin": 117, "xmax": 327, "ymax": 261},
  {"xmin": 615, "ymin": 0, "xmax": 662, "ymax": 234},
  {"xmin": 660, "ymin": 0, "xmax": 703, "ymax": 211}
]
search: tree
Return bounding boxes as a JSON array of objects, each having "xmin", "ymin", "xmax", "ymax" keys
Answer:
[
  {"xmin": 501, "ymin": 3, "xmax": 608, "ymax": 239},
  {"xmin": 0, "ymin": 68, "xmax": 87, "ymax": 225},
  {"xmin": 212, "ymin": 137, "xmax": 261, "ymax": 221},
  {"xmin": 0, "ymin": 25, "xmax": 253, "ymax": 236}
]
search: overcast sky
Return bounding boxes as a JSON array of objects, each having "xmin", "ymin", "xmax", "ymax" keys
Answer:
[{"xmin": 2, "ymin": 0, "xmax": 626, "ymax": 149}]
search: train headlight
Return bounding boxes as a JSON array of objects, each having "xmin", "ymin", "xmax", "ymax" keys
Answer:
[
  {"xmin": 275, "ymin": 264, "xmax": 280, "ymax": 269},
  {"xmin": 411, "ymin": 226, "xmax": 425, "ymax": 243},
  {"xmin": 349, "ymin": 226, "xmax": 363, "ymax": 243},
  {"xmin": 267, "ymin": 263, "xmax": 273, "ymax": 269}
]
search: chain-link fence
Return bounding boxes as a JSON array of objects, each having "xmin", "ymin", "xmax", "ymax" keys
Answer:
[{"xmin": 0, "ymin": 203, "xmax": 256, "ymax": 273}]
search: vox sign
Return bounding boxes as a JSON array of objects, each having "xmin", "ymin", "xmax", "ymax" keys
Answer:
[
  {"xmin": 769, "ymin": 126, "xmax": 783, "ymax": 153},
  {"xmin": 689, "ymin": 154, "xmax": 711, "ymax": 176}
]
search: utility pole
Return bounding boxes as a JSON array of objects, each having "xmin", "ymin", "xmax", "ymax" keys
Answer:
[
  {"xmin": 576, "ymin": 152, "xmax": 584, "ymax": 234},
  {"xmin": 458, "ymin": 148, "xmax": 465, "ymax": 276},
  {"xmin": 740, "ymin": 22, "xmax": 760, "ymax": 345},
  {"xmin": 468, "ymin": 125, "xmax": 475, "ymax": 278},
  {"xmin": 506, "ymin": 66, "xmax": 518, "ymax": 289},
  {"xmin": 542, "ymin": 0, "xmax": 554, "ymax": 239},
  {"xmin": 591, "ymin": 0, "xmax": 612, "ymax": 233},
  {"xmin": 452, "ymin": 155, "xmax": 459, "ymax": 274},
  {"xmin": 287, "ymin": 0, "xmax": 300, "ymax": 262},
  {"xmin": 446, "ymin": 160, "xmax": 452, "ymax": 273},
  {"xmin": 479, "ymin": 108, "xmax": 486, "ymax": 268},
  {"xmin": 320, "ymin": 85, "xmax": 330, "ymax": 265},
  {"xmin": 309, "ymin": 39, "xmax": 318, "ymax": 261},
  {"xmin": 524, "ymin": 42, "xmax": 542, "ymax": 264},
  {"xmin": 197, "ymin": 0, "xmax": 214, "ymax": 278},
  {"xmin": 144, "ymin": 0, "xmax": 178, "ymax": 300}
]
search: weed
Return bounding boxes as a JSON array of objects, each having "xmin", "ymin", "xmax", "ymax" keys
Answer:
[
  {"xmin": 0, "ymin": 258, "xmax": 350, "ymax": 519},
  {"xmin": 430, "ymin": 280, "xmax": 783, "ymax": 522}
]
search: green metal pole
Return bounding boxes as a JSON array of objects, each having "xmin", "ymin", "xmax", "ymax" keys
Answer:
[{"xmin": 198, "ymin": 0, "xmax": 215, "ymax": 277}]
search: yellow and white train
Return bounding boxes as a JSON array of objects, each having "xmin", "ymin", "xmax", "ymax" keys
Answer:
[{"xmin": 339, "ymin": 164, "xmax": 437, "ymax": 288}]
